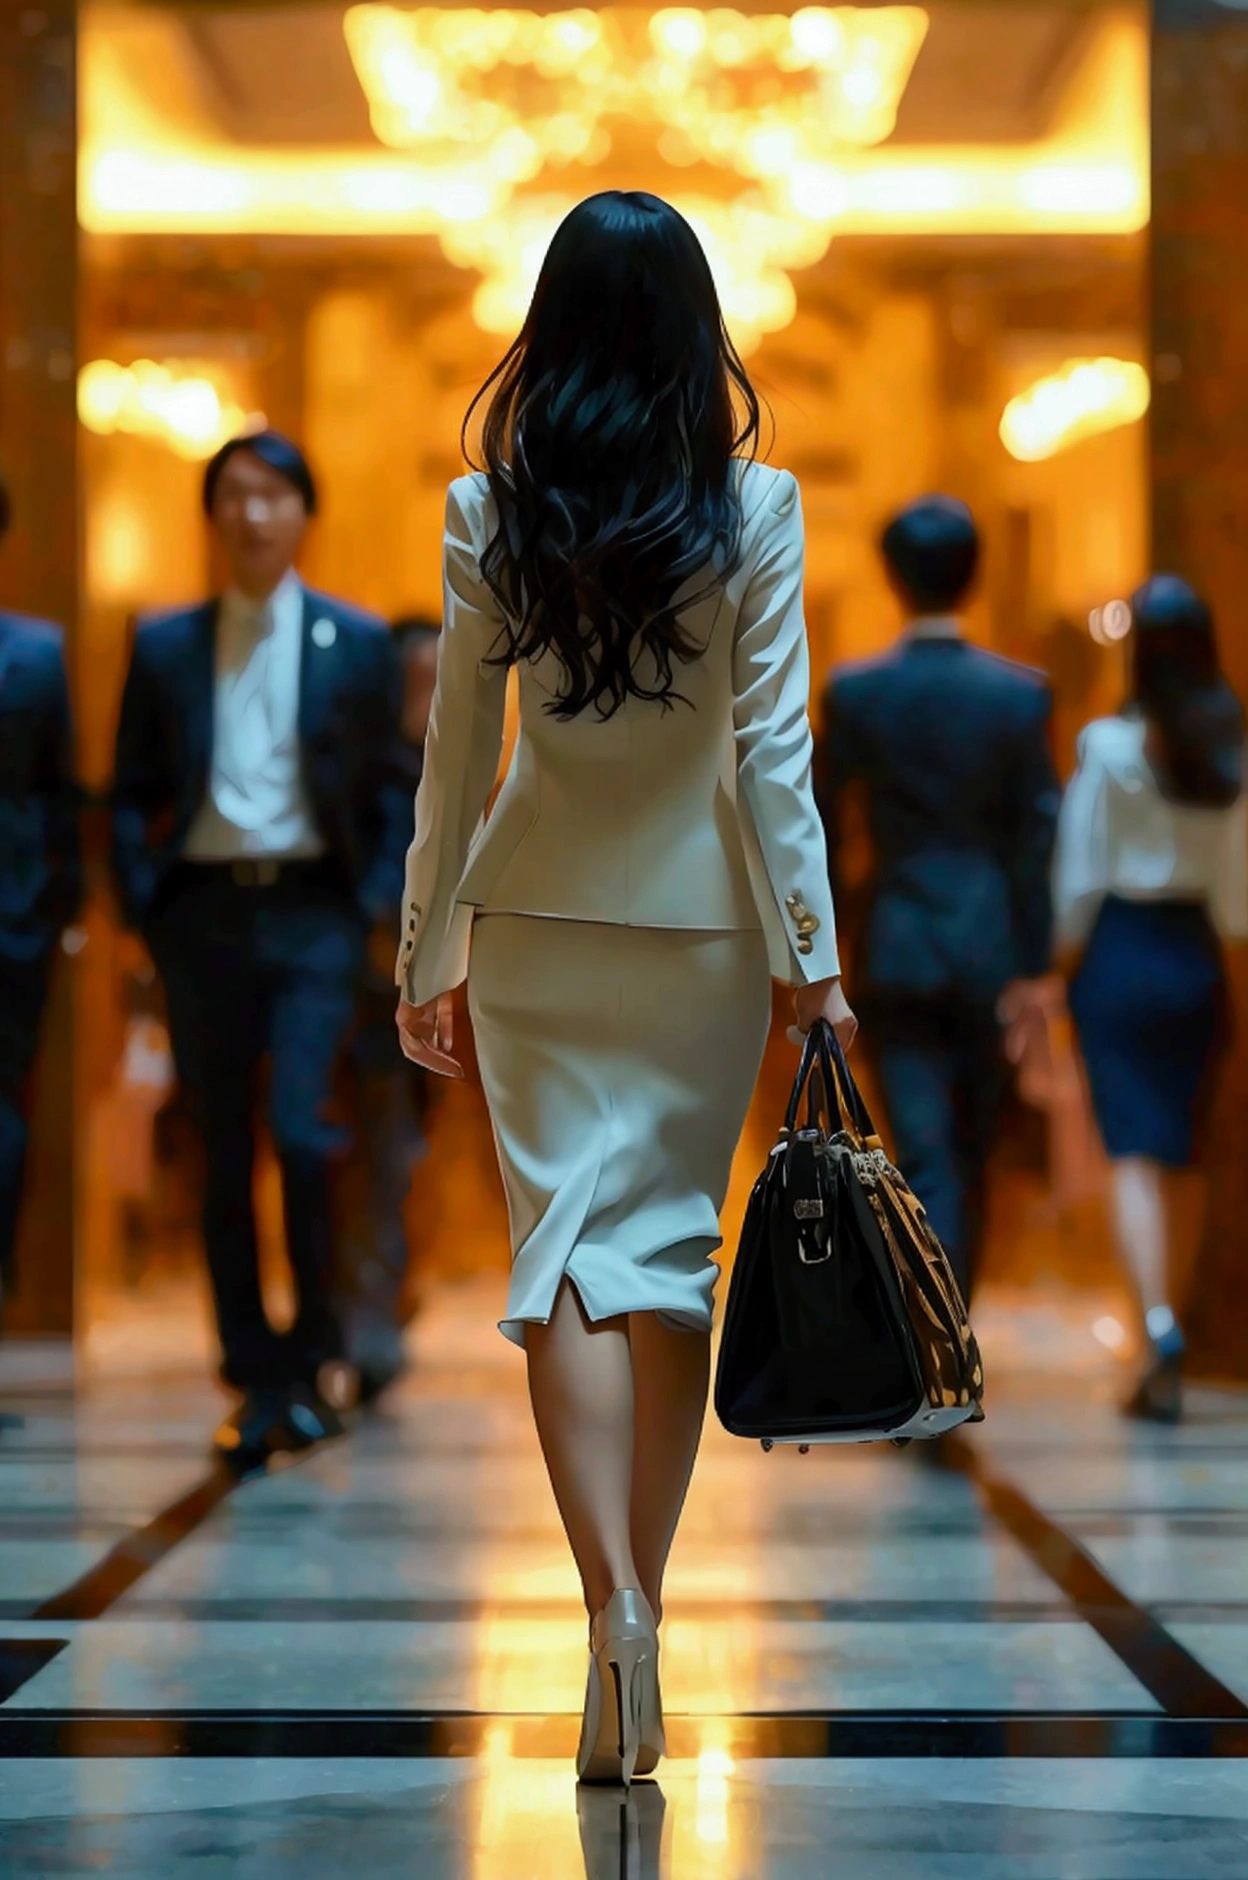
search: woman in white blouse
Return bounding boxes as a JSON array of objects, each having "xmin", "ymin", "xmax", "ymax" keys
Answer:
[
  {"xmin": 1055, "ymin": 575, "xmax": 1247, "ymax": 1421},
  {"xmin": 394, "ymin": 193, "xmax": 854, "ymax": 1783}
]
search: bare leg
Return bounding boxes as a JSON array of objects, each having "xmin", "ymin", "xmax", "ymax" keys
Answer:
[
  {"xmin": 1165, "ymin": 1168, "xmax": 1207, "ymax": 1322},
  {"xmin": 1110, "ymin": 1155, "xmax": 1186, "ymax": 1420},
  {"xmin": 526, "ymin": 1281, "xmax": 640, "ymax": 1618},
  {"xmin": 628, "ymin": 1313, "xmax": 711, "ymax": 1622},
  {"xmin": 1109, "ymin": 1156, "xmax": 1172, "ymax": 1328}
]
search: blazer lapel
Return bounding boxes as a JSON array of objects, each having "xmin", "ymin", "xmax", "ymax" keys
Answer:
[{"xmin": 298, "ymin": 586, "xmax": 341, "ymax": 747}]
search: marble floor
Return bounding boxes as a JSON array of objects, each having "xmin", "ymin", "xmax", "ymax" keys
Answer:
[{"xmin": 2, "ymin": 1276, "xmax": 1248, "ymax": 1878}]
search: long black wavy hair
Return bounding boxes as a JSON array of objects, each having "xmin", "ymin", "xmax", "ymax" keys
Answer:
[
  {"xmin": 1129, "ymin": 575, "xmax": 1244, "ymax": 808},
  {"xmin": 462, "ymin": 191, "xmax": 762, "ymax": 719}
]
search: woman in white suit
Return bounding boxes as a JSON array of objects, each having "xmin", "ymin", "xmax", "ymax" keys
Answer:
[{"xmin": 396, "ymin": 192, "xmax": 854, "ymax": 1785}]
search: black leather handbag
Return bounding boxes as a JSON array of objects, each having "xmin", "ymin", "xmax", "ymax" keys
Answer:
[{"xmin": 715, "ymin": 1019, "xmax": 985, "ymax": 1448}]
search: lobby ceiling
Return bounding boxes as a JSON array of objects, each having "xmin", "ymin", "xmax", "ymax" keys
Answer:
[{"xmin": 148, "ymin": 2, "xmax": 1096, "ymax": 149}]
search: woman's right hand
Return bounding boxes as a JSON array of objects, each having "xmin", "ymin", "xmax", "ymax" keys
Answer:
[
  {"xmin": 396, "ymin": 991, "xmax": 465, "ymax": 1079},
  {"xmin": 793, "ymin": 976, "xmax": 858, "ymax": 1054}
]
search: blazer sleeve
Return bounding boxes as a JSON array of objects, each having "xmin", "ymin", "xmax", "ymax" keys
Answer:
[
  {"xmin": 395, "ymin": 481, "xmax": 509, "ymax": 1005},
  {"xmin": 357, "ymin": 626, "xmax": 422, "ymax": 927},
  {"xmin": 110, "ymin": 625, "xmax": 166, "ymax": 931},
  {"xmin": 732, "ymin": 471, "xmax": 840, "ymax": 986},
  {"xmin": 1053, "ymin": 725, "xmax": 1110, "ymax": 952},
  {"xmin": 1004, "ymin": 682, "xmax": 1061, "ymax": 977},
  {"xmin": 34, "ymin": 633, "xmax": 83, "ymax": 934}
]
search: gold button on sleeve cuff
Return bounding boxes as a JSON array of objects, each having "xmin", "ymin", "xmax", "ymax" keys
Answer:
[{"xmin": 785, "ymin": 891, "xmax": 821, "ymax": 940}]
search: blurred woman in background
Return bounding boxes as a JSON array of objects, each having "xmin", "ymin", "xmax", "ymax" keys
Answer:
[{"xmin": 1056, "ymin": 576, "xmax": 1247, "ymax": 1422}]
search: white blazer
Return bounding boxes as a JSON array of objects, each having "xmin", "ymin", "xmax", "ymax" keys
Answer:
[{"xmin": 396, "ymin": 460, "xmax": 840, "ymax": 1006}]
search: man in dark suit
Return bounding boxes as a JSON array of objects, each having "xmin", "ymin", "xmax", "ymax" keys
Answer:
[
  {"xmin": 817, "ymin": 495, "xmax": 1060, "ymax": 1302},
  {"xmin": 0, "ymin": 477, "xmax": 82, "ymax": 1296},
  {"xmin": 112, "ymin": 431, "xmax": 412, "ymax": 1469}
]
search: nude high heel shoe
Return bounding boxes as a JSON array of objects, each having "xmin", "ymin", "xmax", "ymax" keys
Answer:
[{"xmin": 577, "ymin": 1589, "xmax": 662, "ymax": 1786}]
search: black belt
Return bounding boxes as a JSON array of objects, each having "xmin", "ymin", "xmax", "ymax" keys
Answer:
[{"xmin": 179, "ymin": 856, "xmax": 337, "ymax": 890}]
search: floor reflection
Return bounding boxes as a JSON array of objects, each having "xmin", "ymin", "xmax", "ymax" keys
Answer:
[
  {"xmin": 472, "ymin": 1725, "xmax": 583, "ymax": 1877},
  {"xmin": 576, "ymin": 1784, "xmax": 666, "ymax": 1880},
  {"xmin": 473, "ymin": 1765, "xmax": 741, "ymax": 1880}
]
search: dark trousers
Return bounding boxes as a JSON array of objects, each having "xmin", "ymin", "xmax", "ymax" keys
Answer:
[
  {"xmin": 863, "ymin": 997, "xmax": 1008, "ymax": 1304},
  {"xmin": 0, "ymin": 955, "xmax": 50, "ymax": 1283},
  {"xmin": 148, "ymin": 863, "xmax": 364, "ymax": 1390},
  {"xmin": 336, "ymin": 987, "xmax": 426, "ymax": 1378}
]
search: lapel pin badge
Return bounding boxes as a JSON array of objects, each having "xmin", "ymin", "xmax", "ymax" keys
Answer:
[{"xmin": 311, "ymin": 617, "xmax": 337, "ymax": 650}]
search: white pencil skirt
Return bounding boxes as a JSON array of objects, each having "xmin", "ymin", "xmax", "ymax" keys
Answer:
[{"xmin": 467, "ymin": 914, "xmax": 773, "ymax": 1348}]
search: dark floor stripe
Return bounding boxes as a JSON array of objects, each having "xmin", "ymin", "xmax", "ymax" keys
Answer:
[
  {"xmin": 0, "ymin": 1640, "xmax": 69, "ymax": 1704},
  {"xmin": 24, "ymin": 1595, "xmax": 1089, "ymax": 1624},
  {"xmin": 956, "ymin": 1443, "xmax": 1248, "ymax": 1721},
  {"xmin": 33, "ymin": 1467, "xmax": 239, "ymax": 1622},
  {"xmin": 9, "ymin": 1591, "xmax": 1246, "ymax": 1626},
  {"xmin": 2, "ymin": 1707, "xmax": 1247, "ymax": 1759}
]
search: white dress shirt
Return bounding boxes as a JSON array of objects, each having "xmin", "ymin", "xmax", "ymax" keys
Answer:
[
  {"xmin": 183, "ymin": 569, "xmax": 324, "ymax": 861},
  {"xmin": 906, "ymin": 614, "xmax": 963, "ymax": 642},
  {"xmin": 1054, "ymin": 713, "xmax": 1248, "ymax": 947}
]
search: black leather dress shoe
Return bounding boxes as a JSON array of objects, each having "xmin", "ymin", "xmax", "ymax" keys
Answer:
[{"xmin": 213, "ymin": 1386, "xmax": 345, "ymax": 1474}]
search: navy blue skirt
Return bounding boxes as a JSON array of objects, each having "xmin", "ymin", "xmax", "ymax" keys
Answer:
[{"xmin": 1070, "ymin": 896, "xmax": 1229, "ymax": 1167}]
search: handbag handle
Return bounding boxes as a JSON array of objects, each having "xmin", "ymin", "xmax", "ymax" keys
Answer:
[{"xmin": 785, "ymin": 1019, "xmax": 885, "ymax": 1152}]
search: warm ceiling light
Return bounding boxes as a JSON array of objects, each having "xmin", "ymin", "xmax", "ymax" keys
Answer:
[
  {"xmin": 1000, "ymin": 358, "xmax": 1150, "ymax": 463},
  {"xmin": 81, "ymin": 9, "xmax": 1148, "ymax": 352},
  {"xmin": 345, "ymin": 5, "xmax": 927, "ymax": 169},
  {"xmin": 345, "ymin": 5, "xmax": 610, "ymax": 162},
  {"xmin": 79, "ymin": 358, "xmax": 260, "ymax": 460}
]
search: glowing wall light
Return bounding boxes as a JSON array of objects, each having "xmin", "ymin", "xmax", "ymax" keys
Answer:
[
  {"xmin": 79, "ymin": 359, "xmax": 261, "ymax": 460},
  {"xmin": 87, "ymin": 488, "xmax": 155, "ymax": 605},
  {"xmin": 1088, "ymin": 597, "xmax": 1133, "ymax": 646},
  {"xmin": 1000, "ymin": 359, "xmax": 1150, "ymax": 463}
]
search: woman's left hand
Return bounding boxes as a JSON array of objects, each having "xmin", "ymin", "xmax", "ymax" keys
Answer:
[
  {"xmin": 791, "ymin": 975, "xmax": 858, "ymax": 1054},
  {"xmin": 396, "ymin": 992, "xmax": 464, "ymax": 1078}
]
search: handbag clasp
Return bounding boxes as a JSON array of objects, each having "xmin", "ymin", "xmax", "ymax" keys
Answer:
[{"xmin": 797, "ymin": 1237, "xmax": 833, "ymax": 1265}]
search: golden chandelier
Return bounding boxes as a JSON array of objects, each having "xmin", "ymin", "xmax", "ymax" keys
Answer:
[{"xmin": 344, "ymin": 4, "xmax": 929, "ymax": 347}]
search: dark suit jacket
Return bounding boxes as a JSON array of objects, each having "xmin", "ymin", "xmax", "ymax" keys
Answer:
[
  {"xmin": 0, "ymin": 611, "xmax": 82, "ymax": 966},
  {"xmin": 111, "ymin": 584, "xmax": 415, "ymax": 932},
  {"xmin": 816, "ymin": 635, "xmax": 1059, "ymax": 1001}
]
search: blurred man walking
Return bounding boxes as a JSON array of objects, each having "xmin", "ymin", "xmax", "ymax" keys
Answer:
[
  {"xmin": 112, "ymin": 431, "xmax": 410, "ymax": 1470},
  {"xmin": 817, "ymin": 495, "xmax": 1059, "ymax": 1302}
]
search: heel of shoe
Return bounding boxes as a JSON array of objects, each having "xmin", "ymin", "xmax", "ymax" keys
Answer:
[
  {"xmin": 634, "ymin": 1650, "xmax": 666, "ymax": 1778},
  {"xmin": 578, "ymin": 1590, "xmax": 661, "ymax": 1787},
  {"xmin": 605, "ymin": 1634, "xmax": 650, "ymax": 1788}
]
